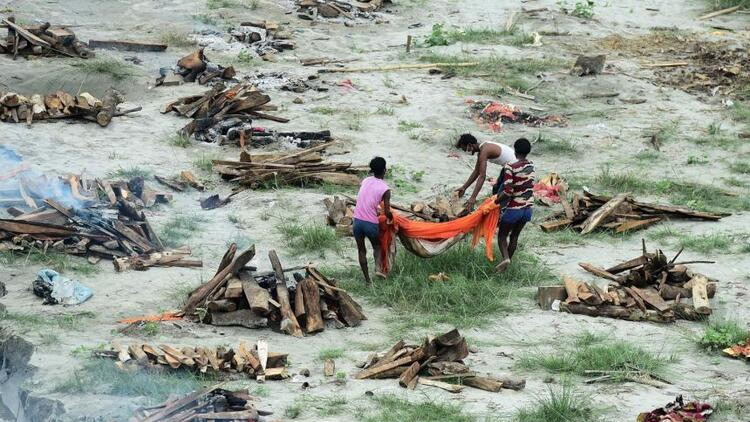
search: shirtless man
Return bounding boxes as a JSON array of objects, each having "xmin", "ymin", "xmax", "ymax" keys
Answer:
[{"xmin": 454, "ymin": 133, "xmax": 516, "ymax": 214}]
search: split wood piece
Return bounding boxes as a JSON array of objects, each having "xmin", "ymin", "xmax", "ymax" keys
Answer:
[
  {"xmin": 463, "ymin": 376, "xmax": 503, "ymax": 392},
  {"xmin": 301, "ymin": 277, "xmax": 325, "ymax": 333},
  {"xmin": 224, "ymin": 278, "xmax": 244, "ymax": 298},
  {"xmin": 154, "ymin": 175, "xmax": 186, "ymax": 192},
  {"xmin": 180, "ymin": 170, "xmax": 205, "ymax": 190},
  {"xmin": 623, "ymin": 286, "xmax": 647, "ymax": 313},
  {"xmin": 559, "ymin": 186, "xmax": 575, "ymax": 220},
  {"xmin": 579, "ymin": 193, "xmax": 629, "ymax": 234},
  {"xmin": 324, "ymin": 358, "xmax": 335, "ymax": 377},
  {"xmin": 88, "ymin": 39, "xmax": 167, "ymax": 52},
  {"xmin": 183, "ymin": 244, "xmax": 255, "ymax": 314},
  {"xmin": 606, "ymin": 255, "xmax": 651, "ymax": 274},
  {"xmin": 537, "ymin": 286, "xmax": 567, "ymax": 310},
  {"xmin": 398, "ymin": 361, "xmax": 420, "ymax": 389},
  {"xmin": 269, "ymin": 249, "xmax": 304, "ymax": 337},
  {"xmin": 659, "ymin": 283, "xmax": 716, "ymax": 300},
  {"xmin": 563, "ymin": 276, "xmax": 580, "ymax": 304},
  {"xmin": 578, "ymin": 262, "xmax": 621, "ymax": 282},
  {"xmin": 540, "ymin": 218, "xmax": 571, "ymax": 232},
  {"xmin": 113, "ymin": 248, "xmax": 201, "ymax": 272},
  {"xmin": 337, "ymin": 290, "xmax": 366, "ymax": 327},
  {"xmin": 417, "ymin": 377, "xmax": 464, "ymax": 393},
  {"xmin": 319, "ymin": 62, "xmax": 480, "ymax": 73},
  {"xmin": 210, "ymin": 309, "xmax": 268, "ymax": 329},
  {"xmin": 698, "ymin": 5, "xmax": 741, "ymax": 20},
  {"xmin": 96, "ymin": 88, "xmax": 124, "ymax": 127},
  {"xmin": 615, "ymin": 217, "xmax": 662, "ymax": 234},
  {"xmin": 138, "ymin": 384, "xmax": 224, "ymax": 422},
  {"xmin": 630, "ymin": 286, "xmax": 670, "ymax": 312},
  {"xmin": 355, "ymin": 355, "xmax": 414, "ymax": 379},
  {"xmin": 242, "ymin": 278, "xmax": 270, "ymax": 315},
  {"xmin": 690, "ymin": 276, "xmax": 711, "ymax": 315}
]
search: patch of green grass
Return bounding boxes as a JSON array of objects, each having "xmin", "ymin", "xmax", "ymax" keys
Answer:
[
  {"xmin": 285, "ymin": 403, "xmax": 303, "ymax": 419},
  {"xmin": 731, "ymin": 101, "xmax": 750, "ymax": 126},
  {"xmin": 712, "ymin": 396, "xmax": 750, "ymax": 421},
  {"xmin": 317, "ymin": 348, "xmax": 345, "ymax": 361},
  {"xmin": 70, "ymin": 57, "xmax": 137, "ymax": 80},
  {"xmin": 514, "ymin": 381, "xmax": 599, "ymax": 422},
  {"xmin": 0, "ymin": 248, "xmax": 99, "ymax": 276},
  {"xmin": 53, "ymin": 358, "xmax": 213, "ymax": 404},
  {"xmin": 3, "ymin": 311, "xmax": 96, "ymax": 332},
  {"xmin": 533, "ymin": 133, "xmax": 577, "ymax": 155},
  {"xmin": 706, "ymin": 0, "xmax": 750, "ymax": 10},
  {"xmin": 593, "ymin": 166, "xmax": 750, "ymax": 212},
  {"xmin": 382, "ymin": 76, "xmax": 399, "ymax": 89},
  {"xmin": 447, "ymin": 27, "xmax": 535, "ymax": 47},
  {"xmin": 423, "ymin": 23, "xmax": 450, "ymax": 47},
  {"xmin": 649, "ymin": 227, "xmax": 736, "ymax": 254},
  {"xmin": 698, "ymin": 318, "xmax": 750, "ymax": 351},
  {"xmin": 107, "ymin": 166, "xmax": 151, "ymax": 179},
  {"xmin": 730, "ymin": 161, "xmax": 750, "ymax": 174},
  {"xmin": 375, "ymin": 105, "xmax": 395, "ymax": 115},
  {"xmin": 361, "ymin": 395, "xmax": 476, "ymax": 422},
  {"xmin": 193, "ymin": 153, "xmax": 217, "ymax": 174},
  {"xmin": 310, "ymin": 106, "xmax": 338, "ymax": 115},
  {"xmin": 517, "ymin": 331, "xmax": 669, "ymax": 382},
  {"xmin": 277, "ymin": 220, "xmax": 341, "ymax": 256},
  {"xmin": 166, "ymin": 134, "xmax": 191, "ymax": 148},
  {"xmin": 159, "ymin": 214, "xmax": 207, "ymax": 248},
  {"xmin": 160, "ymin": 31, "xmax": 196, "ymax": 48},
  {"xmin": 559, "ymin": 0, "xmax": 596, "ymax": 19},
  {"xmin": 206, "ymin": 0, "xmax": 247, "ymax": 9},
  {"xmin": 687, "ymin": 155, "xmax": 708, "ymax": 165},
  {"xmin": 388, "ymin": 165, "xmax": 421, "ymax": 194},
  {"xmin": 331, "ymin": 242, "xmax": 554, "ymax": 329},
  {"xmin": 634, "ymin": 150, "xmax": 661, "ymax": 162},
  {"xmin": 251, "ymin": 385, "xmax": 270, "ymax": 397},
  {"xmin": 397, "ymin": 120, "xmax": 422, "ymax": 131},
  {"xmin": 723, "ymin": 177, "xmax": 749, "ymax": 188},
  {"xmin": 345, "ymin": 111, "xmax": 368, "ymax": 131},
  {"xmin": 645, "ymin": 119, "xmax": 680, "ymax": 146}
]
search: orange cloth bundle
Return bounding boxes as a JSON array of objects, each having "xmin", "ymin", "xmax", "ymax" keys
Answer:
[{"xmin": 378, "ymin": 196, "xmax": 501, "ymax": 272}]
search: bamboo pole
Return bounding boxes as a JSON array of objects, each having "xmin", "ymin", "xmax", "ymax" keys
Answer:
[{"xmin": 318, "ymin": 62, "xmax": 480, "ymax": 73}]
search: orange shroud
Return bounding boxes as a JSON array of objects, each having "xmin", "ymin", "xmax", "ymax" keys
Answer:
[
  {"xmin": 118, "ymin": 311, "xmax": 184, "ymax": 324},
  {"xmin": 378, "ymin": 196, "xmax": 501, "ymax": 272}
]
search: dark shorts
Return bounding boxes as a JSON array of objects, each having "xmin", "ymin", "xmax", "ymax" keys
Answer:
[
  {"xmin": 353, "ymin": 218, "xmax": 380, "ymax": 243},
  {"xmin": 501, "ymin": 208, "xmax": 533, "ymax": 225}
]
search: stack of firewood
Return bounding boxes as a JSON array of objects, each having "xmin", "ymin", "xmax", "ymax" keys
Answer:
[
  {"xmin": 233, "ymin": 20, "xmax": 294, "ymax": 60},
  {"xmin": 97, "ymin": 340, "xmax": 289, "ymax": 380},
  {"xmin": 1, "ymin": 17, "xmax": 93, "ymax": 58},
  {"xmin": 297, "ymin": 0, "xmax": 390, "ymax": 19},
  {"xmin": 161, "ymin": 82, "xmax": 287, "ymax": 142},
  {"xmin": 540, "ymin": 189, "xmax": 728, "ymax": 234},
  {"xmin": 538, "ymin": 241, "xmax": 717, "ymax": 323},
  {"xmin": 356, "ymin": 329, "xmax": 525, "ymax": 393},
  {"xmin": 156, "ymin": 49, "xmax": 236, "ymax": 87},
  {"xmin": 0, "ymin": 88, "xmax": 138, "ymax": 126},
  {"xmin": 132, "ymin": 384, "xmax": 269, "ymax": 422},
  {"xmin": 0, "ymin": 173, "xmax": 199, "ymax": 270},
  {"xmin": 214, "ymin": 141, "xmax": 366, "ymax": 191},
  {"xmin": 183, "ymin": 245, "xmax": 367, "ymax": 337}
]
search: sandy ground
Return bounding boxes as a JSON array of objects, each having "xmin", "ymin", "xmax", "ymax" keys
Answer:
[{"xmin": 1, "ymin": 0, "xmax": 750, "ymax": 420}]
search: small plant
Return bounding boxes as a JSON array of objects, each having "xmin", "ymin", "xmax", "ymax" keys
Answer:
[
  {"xmin": 345, "ymin": 111, "xmax": 368, "ymax": 131},
  {"xmin": 159, "ymin": 214, "xmax": 207, "ymax": 248},
  {"xmin": 143, "ymin": 321, "xmax": 160, "ymax": 337},
  {"xmin": 687, "ymin": 155, "xmax": 708, "ymax": 165},
  {"xmin": 193, "ymin": 153, "xmax": 217, "ymax": 174},
  {"xmin": 70, "ymin": 57, "xmax": 137, "ymax": 80},
  {"xmin": 410, "ymin": 170, "xmax": 425, "ymax": 182},
  {"xmin": 285, "ymin": 404, "xmax": 303, "ymax": 419},
  {"xmin": 514, "ymin": 381, "xmax": 599, "ymax": 422},
  {"xmin": 159, "ymin": 31, "xmax": 196, "ymax": 48},
  {"xmin": 277, "ymin": 220, "xmax": 341, "ymax": 255},
  {"xmin": 375, "ymin": 105, "xmax": 394, "ymax": 115},
  {"xmin": 335, "ymin": 371, "xmax": 347, "ymax": 380},
  {"xmin": 168, "ymin": 134, "xmax": 191, "ymax": 148},
  {"xmin": 423, "ymin": 23, "xmax": 450, "ymax": 47},
  {"xmin": 317, "ymin": 348, "xmax": 345, "ymax": 361},
  {"xmin": 707, "ymin": 121, "xmax": 723, "ymax": 135},
  {"xmin": 397, "ymin": 120, "xmax": 423, "ymax": 131},
  {"xmin": 730, "ymin": 161, "xmax": 750, "ymax": 174},
  {"xmin": 698, "ymin": 319, "xmax": 750, "ymax": 351},
  {"xmin": 558, "ymin": 0, "xmax": 595, "ymax": 19},
  {"xmin": 310, "ymin": 106, "xmax": 338, "ymax": 115},
  {"xmin": 107, "ymin": 166, "xmax": 151, "ymax": 179}
]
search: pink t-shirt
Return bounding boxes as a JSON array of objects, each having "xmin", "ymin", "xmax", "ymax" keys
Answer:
[{"xmin": 353, "ymin": 176, "xmax": 390, "ymax": 224}]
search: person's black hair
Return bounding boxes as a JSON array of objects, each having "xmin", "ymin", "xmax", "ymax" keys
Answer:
[
  {"xmin": 514, "ymin": 137, "xmax": 531, "ymax": 156},
  {"xmin": 370, "ymin": 156, "xmax": 386, "ymax": 177},
  {"xmin": 456, "ymin": 133, "xmax": 478, "ymax": 148}
]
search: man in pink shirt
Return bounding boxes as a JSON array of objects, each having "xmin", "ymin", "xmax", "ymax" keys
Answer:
[{"xmin": 353, "ymin": 157, "xmax": 393, "ymax": 285}]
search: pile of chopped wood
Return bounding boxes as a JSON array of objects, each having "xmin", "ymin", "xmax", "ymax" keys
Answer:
[
  {"xmin": 297, "ymin": 0, "xmax": 390, "ymax": 19},
  {"xmin": 467, "ymin": 99, "xmax": 565, "ymax": 133},
  {"xmin": 0, "ymin": 88, "xmax": 139, "ymax": 126},
  {"xmin": 156, "ymin": 49, "xmax": 236, "ymax": 87},
  {"xmin": 233, "ymin": 20, "xmax": 294, "ymax": 60},
  {"xmin": 355, "ymin": 329, "xmax": 525, "ymax": 393},
  {"xmin": 214, "ymin": 141, "xmax": 366, "ymax": 191},
  {"xmin": 0, "ymin": 169, "xmax": 199, "ymax": 271},
  {"xmin": 132, "ymin": 383, "xmax": 271, "ymax": 422},
  {"xmin": 540, "ymin": 189, "xmax": 729, "ymax": 234},
  {"xmin": 183, "ymin": 245, "xmax": 366, "ymax": 337},
  {"xmin": 97, "ymin": 340, "xmax": 289, "ymax": 380},
  {"xmin": 1, "ymin": 17, "xmax": 93, "ymax": 58},
  {"xmin": 538, "ymin": 241, "xmax": 717, "ymax": 323},
  {"xmin": 161, "ymin": 82, "xmax": 287, "ymax": 142}
]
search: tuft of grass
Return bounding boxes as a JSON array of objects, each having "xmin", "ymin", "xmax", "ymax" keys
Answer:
[
  {"xmin": 649, "ymin": 227, "xmax": 736, "ymax": 254},
  {"xmin": 514, "ymin": 382, "xmax": 599, "ymax": 422},
  {"xmin": 70, "ymin": 57, "xmax": 137, "ymax": 80},
  {"xmin": 559, "ymin": 0, "xmax": 596, "ymax": 19},
  {"xmin": 53, "ymin": 358, "xmax": 213, "ymax": 404},
  {"xmin": 730, "ymin": 161, "xmax": 750, "ymax": 174},
  {"xmin": 645, "ymin": 119, "xmax": 680, "ymax": 147},
  {"xmin": 331, "ymin": 242, "xmax": 554, "ymax": 329},
  {"xmin": 206, "ymin": 0, "xmax": 248, "ymax": 9},
  {"xmin": 159, "ymin": 214, "xmax": 207, "ymax": 248},
  {"xmin": 3, "ymin": 311, "xmax": 96, "ymax": 332},
  {"xmin": 517, "ymin": 331, "xmax": 669, "ymax": 382},
  {"xmin": 0, "ymin": 248, "xmax": 99, "ymax": 276},
  {"xmin": 167, "ymin": 134, "xmax": 191, "ymax": 148},
  {"xmin": 375, "ymin": 105, "xmax": 395, "ymax": 115},
  {"xmin": 397, "ymin": 120, "xmax": 422, "ymax": 131},
  {"xmin": 193, "ymin": 153, "xmax": 218, "ymax": 174},
  {"xmin": 160, "ymin": 31, "xmax": 197, "ymax": 48},
  {"xmin": 310, "ymin": 106, "xmax": 338, "ymax": 115},
  {"xmin": 285, "ymin": 403, "xmax": 303, "ymax": 419},
  {"xmin": 382, "ymin": 76, "xmax": 399, "ymax": 89},
  {"xmin": 193, "ymin": 13, "xmax": 219, "ymax": 25},
  {"xmin": 361, "ymin": 395, "xmax": 476, "ymax": 422},
  {"xmin": 533, "ymin": 133, "xmax": 577, "ymax": 155},
  {"xmin": 107, "ymin": 166, "xmax": 151, "ymax": 179},
  {"xmin": 706, "ymin": 0, "xmax": 750, "ymax": 10},
  {"xmin": 698, "ymin": 318, "xmax": 750, "ymax": 351},
  {"xmin": 344, "ymin": 111, "xmax": 368, "ymax": 131},
  {"xmin": 277, "ymin": 220, "xmax": 341, "ymax": 256},
  {"xmin": 317, "ymin": 348, "xmax": 345, "ymax": 361}
]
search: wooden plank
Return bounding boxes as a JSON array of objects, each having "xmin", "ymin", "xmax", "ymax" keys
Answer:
[
  {"xmin": 0, "ymin": 218, "xmax": 75, "ymax": 236},
  {"xmin": 337, "ymin": 290, "xmax": 366, "ymax": 326},
  {"xmin": 463, "ymin": 376, "xmax": 503, "ymax": 392},
  {"xmin": 615, "ymin": 217, "xmax": 662, "ymax": 234},
  {"xmin": 631, "ymin": 286, "xmax": 670, "ymax": 312},
  {"xmin": 698, "ymin": 5, "xmax": 741, "ymax": 20},
  {"xmin": 691, "ymin": 276, "xmax": 711, "ymax": 314},
  {"xmin": 537, "ymin": 286, "xmax": 567, "ymax": 310},
  {"xmin": 623, "ymin": 287, "xmax": 647, "ymax": 313},
  {"xmin": 269, "ymin": 249, "xmax": 304, "ymax": 337},
  {"xmin": 417, "ymin": 377, "xmax": 464, "ymax": 393},
  {"xmin": 356, "ymin": 355, "xmax": 414, "ymax": 379},
  {"xmin": 223, "ymin": 277, "xmax": 243, "ymax": 298},
  {"xmin": 2, "ymin": 19, "xmax": 51, "ymax": 47},
  {"xmin": 540, "ymin": 218, "xmax": 571, "ymax": 232},
  {"xmin": 88, "ymin": 39, "xmax": 167, "ymax": 51},
  {"xmin": 398, "ymin": 361, "xmax": 421, "ymax": 388},
  {"xmin": 242, "ymin": 279, "xmax": 270, "ymax": 315},
  {"xmin": 563, "ymin": 276, "xmax": 580, "ymax": 304},
  {"xmin": 559, "ymin": 186, "xmax": 575, "ymax": 220},
  {"xmin": 578, "ymin": 262, "xmax": 621, "ymax": 282},
  {"xmin": 579, "ymin": 193, "xmax": 629, "ymax": 234},
  {"xmin": 183, "ymin": 245, "xmax": 255, "ymax": 314},
  {"xmin": 301, "ymin": 278, "xmax": 324, "ymax": 333},
  {"xmin": 210, "ymin": 309, "xmax": 267, "ymax": 329},
  {"xmin": 324, "ymin": 358, "xmax": 335, "ymax": 377},
  {"xmin": 294, "ymin": 283, "xmax": 306, "ymax": 320},
  {"xmin": 605, "ymin": 255, "xmax": 650, "ymax": 274}
]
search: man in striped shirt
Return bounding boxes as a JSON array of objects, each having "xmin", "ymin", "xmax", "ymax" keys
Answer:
[{"xmin": 494, "ymin": 138, "xmax": 535, "ymax": 273}]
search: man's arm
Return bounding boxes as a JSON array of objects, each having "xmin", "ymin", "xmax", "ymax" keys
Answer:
[
  {"xmin": 456, "ymin": 157, "xmax": 480, "ymax": 197},
  {"xmin": 382, "ymin": 189, "xmax": 393, "ymax": 221},
  {"xmin": 465, "ymin": 149, "xmax": 488, "ymax": 206}
]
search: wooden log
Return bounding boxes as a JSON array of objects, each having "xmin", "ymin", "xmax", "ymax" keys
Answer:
[
  {"xmin": 210, "ymin": 309, "xmax": 268, "ymax": 329},
  {"xmin": 294, "ymin": 284, "xmax": 306, "ymax": 320},
  {"xmin": 698, "ymin": 5, "xmax": 741, "ymax": 20},
  {"xmin": 691, "ymin": 276, "xmax": 711, "ymax": 315},
  {"xmin": 269, "ymin": 250, "xmax": 304, "ymax": 337},
  {"xmin": 337, "ymin": 290, "xmax": 366, "ymax": 326},
  {"xmin": 659, "ymin": 283, "xmax": 716, "ymax": 300},
  {"xmin": 630, "ymin": 286, "xmax": 669, "ymax": 312},
  {"xmin": 463, "ymin": 376, "xmax": 503, "ymax": 392},
  {"xmin": 301, "ymin": 278, "xmax": 325, "ymax": 333},
  {"xmin": 324, "ymin": 358, "xmax": 335, "ymax": 377},
  {"xmin": 398, "ymin": 361, "xmax": 421, "ymax": 389},
  {"xmin": 417, "ymin": 377, "xmax": 464, "ymax": 393},
  {"xmin": 579, "ymin": 193, "xmax": 629, "ymax": 234},
  {"xmin": 207, "ymin": 299, "xmax": 237, "ymax": 313},
  {"xmin": 242, "ymin": 279, "xmax": 270, "ymax": 315},
  {"xmin": 563, "ymin": 276, "xmax": 580, "ymax": 303},
  {"xmin": 88, "ymin": 39, "xmax": 167, "ymax": 51},
  {"xmin": 615, "ymin": 217, "xmax": 662, "ymax": 234},
  {"xmin": 537, "ymin": 286, "xmax": 567, "ymax": 310},
  {"xmin": 264, "ymin": 367, "xmax": 290, "ymax": 380},
  {"xmin": 540, "ymin": 218, "xmax": 572, "ymax": 232},
  {"xmin": 356, "ymin": 355, "xmax": 414, "ymax": 379},
  {"xmin": 224, "ymin": 278, "xmax": 244, "ymax": 298},
  {"xmin": 95, "ymin": 88, "xmax": 124, "ymax": 127},
  {"xmin": 578, "ymin": 262, "xmax": 621, "ymax": 282},
  {"xmin": 183, "ymin": 245, "xmax": 255, "ymax": 314},
  {"xmin": 494, "ymin": 375, "xmax": 526, "ymax": 391}
]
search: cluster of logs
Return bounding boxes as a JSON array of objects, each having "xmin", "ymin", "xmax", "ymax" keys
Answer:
[
  {"xmin": 183, "ymin": 245, "xmax": 367, "ymax": 337},
  {"xmin": 0, "ymin": 88, "xmax": 136, "ymax": 126},
  {"xmin": 132, "ymin": 384, "xmax": 271, "ymax": 422},
  {"xmin": 1, "ymin": 17, "xmax": 93, "ymax": 58},
  {"xmin": 297, "ymin": 0, "xmax": 389, "ymax": 19},
  {"xmin": 157, "ymin": 49, "xmax": 236, "ymax": 87},
  {"xmin": 214, "ymin": 141, "xmax": 366, "ymax": 192},
  {"xmin": 355, "ymin": 329, "xmax": 526, "ymax": 393},
  {"xmin": 539, "ymin": 241, "xmax": 717, "ymax": 323},
  {"xmin": 161, "ymin": 82, "xmax": 287, "ymax": 141},
  {"xmin": 233, "ymin": 20, "xmax": 294, "ymax": 60},
  {"xmin": 98, "ymin": 340, "xmax": 288, "ymax": 380},
  {"xmin": 540, "ymin": 189, "xmax": 728, "ymax": 234},
  {"xmin": 0, "ymin": 173, "xmax": 199, "ymax": 271}
]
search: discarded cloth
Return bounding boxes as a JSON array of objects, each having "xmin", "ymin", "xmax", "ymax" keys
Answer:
[
  {"xmin": 118, "ymin": 311, "xmax": 184, "ymax": 324},
  {"xmin": 533, "ymin": 173, "xmax": 567, "ymax": 206},
  {"xmin": 33, "ymin": 269, "xmax": 92, "ymax": 305},
  {"xmin": 466, "ymin": 99, "xmax": 565, "ymax": 132},
  {"xmin": 637, "ymin": 395, "xmax": 713, "ymax": 422},
  {"xmin": 723, "ymin": 339, "xmax": 750, "ymax": 359},
  {"xmin": 378, "ymin": 196, "xmax": 500, "ymax": 272}
]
